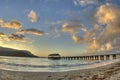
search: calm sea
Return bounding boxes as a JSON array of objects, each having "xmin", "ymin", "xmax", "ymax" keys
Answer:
[{"xmin": 0, "ymin": 56, "xmax": 119, "ymax": 72}]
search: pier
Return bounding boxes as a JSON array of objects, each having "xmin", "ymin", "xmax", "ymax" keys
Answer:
[
  {"xmin": 61, "ymin": 50, "xmax": 120, "ymax": 60},
  {"xmin": 61, "ymin": 47, "xmax": 120, "ymax": 60},
  {"xmin": 61, "ymin": 54, "xmax": 119, "ymax": 60},
  {"xmin": 48, "ymin": 48, "xmax": 120, "ymax": 60}
]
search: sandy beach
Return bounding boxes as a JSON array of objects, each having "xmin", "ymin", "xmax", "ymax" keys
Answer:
[{"xmin": 0, "ymin": 61, "xmax": 120, "ymax": 80}]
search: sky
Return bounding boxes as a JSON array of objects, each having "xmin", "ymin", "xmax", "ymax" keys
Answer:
[{"xmin": 0, "ymin": 0, "xmax": 120, "ymax": 56}]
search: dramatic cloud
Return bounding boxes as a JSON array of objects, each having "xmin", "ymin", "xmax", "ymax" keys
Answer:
[
  {"xmin": 71, "ymin": 29, "xmax": 102, "ymax": 52},
  {"xmin": 17, "ymin": 28, "xmax": 44, "ymax": 36},
  {"xmin": 55, "ymin": 3, "xmax": 120, "ymax": 52},
  {"xmin": 1, "ymin": 20, "xmax": 22, "ymax": 29},
  {"xmin": 84, "ymin": 3, "xmax": 120, "ymax": 51},
  {"xmin": 95, "ymin": 3, "xmax": 120, "ymax": 46},
  {"xmin": 61, "ymin": 20, "xmax": 86, "ymax": 35},
  {"xmin": 28, "ymin": 10, "xmax": 39, "ymax": 22},
  {"xmin": 73, "ymin": 0, "xmax": 98, "ymax": 6},
  {"xmin": 8, "ymin": 34, "xmax": 27, "ymax": 42},
  {"xmin": 86, "ymin": 38, "xmax": 101, "ymax": 52},
  {"xmin": 95, "ymin": 3, "xmax": 120, "ymax": 25},
  {"xmin": 71, "ymin": 24, "xmax": 102, "ymax": 44}
]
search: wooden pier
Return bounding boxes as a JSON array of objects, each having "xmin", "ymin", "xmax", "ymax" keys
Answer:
[
  {"xmin": 48, "ymin": 48, "xmax": 120, "ymax": 60},
  {"xmin": 61, "ymin": 51, "xmax": 120, "ymax": 60}
]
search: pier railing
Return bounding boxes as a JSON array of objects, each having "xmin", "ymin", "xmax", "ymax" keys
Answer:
[{"xmin": 61, "ymin": 53, "xmax": 120, "ymax": 60}]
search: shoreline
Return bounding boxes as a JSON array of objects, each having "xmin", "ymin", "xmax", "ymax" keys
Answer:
[
  {"xmin": 0, "ymin": 60, "xmax": 120, "ymax": 80},
  {"xmin": 0, "ymin": 59, "xmax": 119, "ymax": 72}
]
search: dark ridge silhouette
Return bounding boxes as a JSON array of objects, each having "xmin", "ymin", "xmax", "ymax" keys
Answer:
[
  {"xmin": 48, "ymin": 53, "xmax": 61, "ymax": 60},
  {"xmin": 0, "ymin": 46, "xmax": 38, "ymax": 57}
]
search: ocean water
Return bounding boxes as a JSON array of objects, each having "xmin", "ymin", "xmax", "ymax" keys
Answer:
[{"xmin": 0, "ymin": 56, "xmax": 119, "ymax": 72}]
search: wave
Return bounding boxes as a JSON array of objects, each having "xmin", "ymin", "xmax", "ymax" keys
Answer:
[
  {"xmin": 1, "ymin": 56, "xmax": 115, "ymax": 72},
  {"xmin": 0, "ymin": 60, "xmax": 100, "ymax": 69}
]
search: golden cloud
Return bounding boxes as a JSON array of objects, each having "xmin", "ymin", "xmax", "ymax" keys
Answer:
[
  {"xmin": 17, "ymin": 28, "xmax": 44, "ymax": 36},
  {"xmin": 96, "ymin": 3, "xmax": 120, "ymax": 46},
  {"xmin": 0, "ymin": 18, "xmax": 3, "ymax": 24},
  {"xmin": 71, "ymin": 24, "xmax": 101, "ymax": 44},
  {"xmin": 87, "ymin": 38, "xmax": 101, "ymax": 52},
  {"xmin": 72, "ymin": 35, "xmax": 80, "ymax": 43},
  {"xmin": 85, "ymin": 3, "xmax": 120, "ymax": 51},
  {"xmin": 8, "ymin": 34, "xmax": 27, "ymax": 42},
  {"xmin": 72, "ymin": 35, "xmax": 84, "ymax": 43},
  {"xmin": 61, "ymin": 20, "xmax": 86, "ymax": 35},
  {"xmin": 0, "ymin": 32, "xmax": 31, "ymax": 43},
  {"xmin": 1, "ymin": 20, "xmax": 22, "ymax": 29},
  {"xmin": 0, "ymin": 32, "xmax": 9, "ymax": 42},
  {"xmin": 95, "ymin": 3, "xmax": 119, "ymax": 24},
  {"xmin": 0, "ymin": 32, "xmax": 5, "ymax": 37},
  {"xmin": 60, "ymin": 3, "xmax": 120, "ymax": 52},
  {"xmin": 28, "ymin": 10, "xmax": 39, "ymax": 22}
]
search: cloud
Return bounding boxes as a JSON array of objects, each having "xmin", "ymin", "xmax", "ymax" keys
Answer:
[
  {"xmin": 95, "ymin": 3, "xmax": 120, "ymax": 25},
  {"xmin": 82, "ymin": 3, "xmax": 120, "ymax": 51},
  {"xmin": 17, "ymin": 28, "xmax": 44, "ymax": 36},
  {"xmin": 95, "ymin": 3, "xmax": 120, "ymax": 46},
  {"xmin": 0, "ymin": 32, "xmax": 10, "ymax": 42},
  {"xmin": 0, "ymin": 33, "xmax": 27, "ymax": 42},
  {"xmin": 86, "ymin": 38, "xmax": 101, "ymax": 52},
  {"xmin": 68, "ymin": 22, "xmax": 106, "ymax": 52},
  {"xmin": 0, "ymin": 32, "xmax": 9, "ymax": 42},
  {"xmin": 0, "ymin": 32, "xmax": 5, "ymax": 37},
  {"xmin": 45, "ymin": 20, "xmax": 62, "ymax": 25},
  {"xmin": 1, "ymin": 20, "xmax": 22, "ymax": 29},
  {"xmin": 28, "ymin": 10, "xmax": 39, "ymax": 22},
  {"xmin": 100, "ymin": 41, "xmax": 113, "ymax": 51},
  {"xmin": 71, "ymin": 31, "xmax": 101, "ymax": 52},
  {"xmin": 71, "ymin": 24, "xmax": 102, "ymax": 44},
  {"xmin": 105, "ymin": 42, "xmax": 112, "ymax": 50},
  {"xmin": 0, "ymin": 32, "xmax": 5, "ymax": 44},
  {"xmin": 46, "ymin": 20, "xmax": 86, "ymax": 39},
  {"xmin": 56, "ymin": 3, "xmax": 120, "ymax": 52},
  {"xmin": 57, "ymin": 20, "xmax": 102, "ymax": 52},
  {"xmin": 0, "ymin": 18, "xmax": 3, "ymax": 24},
  {"xmin": 72, "ymin": 35, "xmax": 84, "ymax": 43},
  {"xmin": 61, "ymin": 20, "xmax": 86, "ymax": 35},
  {"xmin": 71, "ymin": 31, "xmax": 93, "ymax": 44},
  {"xmin": 73, "ymin": 0, "xmax": 98, "ymax": 6},
  {"xmin": 8, "ymin": 34, "xmax": 27, "ymax": 42}
]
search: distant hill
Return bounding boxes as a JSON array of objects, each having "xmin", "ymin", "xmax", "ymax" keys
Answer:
[{"xmin": 0, "ymin": 46, "xmax": 38, "ymax": 57}]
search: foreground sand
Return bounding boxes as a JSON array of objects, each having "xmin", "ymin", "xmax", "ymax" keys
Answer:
[{"xmin": 0, "ymin": 61, "xmax": 120, "ymax": 80}]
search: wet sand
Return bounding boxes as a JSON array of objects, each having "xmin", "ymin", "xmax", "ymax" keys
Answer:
[{"xmin": 0, "ymin": 60, "xmax": 120, "ymax": 80}]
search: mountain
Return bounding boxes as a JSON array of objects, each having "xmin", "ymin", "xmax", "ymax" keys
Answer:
[{"xmin": 0, "ymin": 46, "xmax": 38, "ymax": 57}]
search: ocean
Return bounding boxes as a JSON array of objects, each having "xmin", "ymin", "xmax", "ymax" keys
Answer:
[{"xmin": 0, "ymin": 56, "xmax": 118, "ymax": 72}]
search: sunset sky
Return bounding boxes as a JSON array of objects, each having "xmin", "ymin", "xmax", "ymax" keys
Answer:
[{"xmin": 0, "ymin": 0, "xmax": 120, "ymax": 56}]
